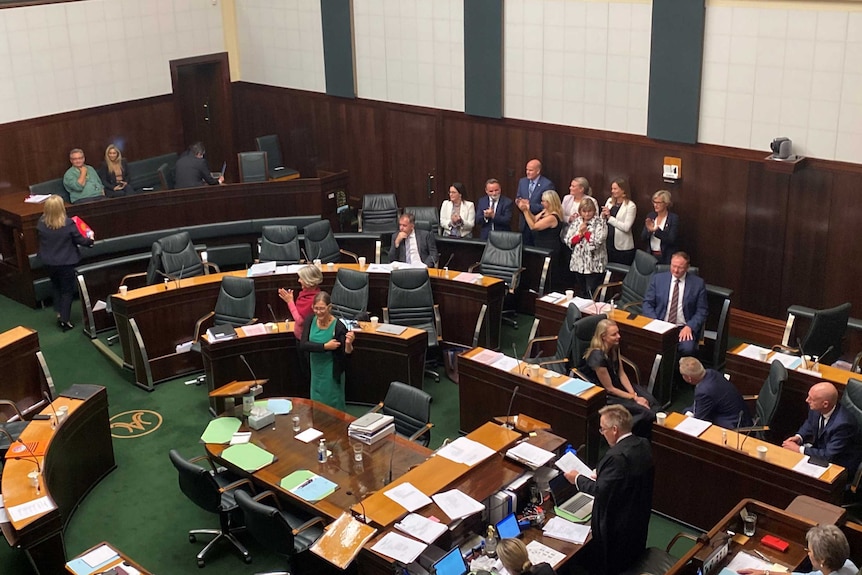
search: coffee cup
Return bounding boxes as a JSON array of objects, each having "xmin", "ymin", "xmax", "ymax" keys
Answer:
[
  {"xmin": 313, "ymin": 259, "xmax": 322, "ymax": 269},
  {"xmin": 326, "ymin": 262, "xmax": 334, "ymax": 270},
  {"xmin": 656, "ymin": 412, "xmax": 667, "ymax": 426},
  {"xmin": 56, "ymin": 405, "xmax": 69, "ymax": 423},
  {"xmin": 358, "ymin": 256, "xmax": 367, "ymax": 268},
  {"xmin": 28, "ymin": 470, "xmax": 39, "ymax": 488},
  {"xmin": 543, "ymin": 372, "xmax": 553, "ymax": 384},
  {"xmin": 119, "ymin": 285, "xmax": 128, "ymax": 295},
  {"xmin": 200, "ymin": 250, "xmax": 208, "ymax": 263},
  {"xmin": 565, "ymin": 289, "xmax": 574, "ymax": 300},
  {"xmin": 266, "ymin": 322, "xmax": 277, "ymax": 333},
  {"xmin": 756, "ymin": 445, "xmax": 768, "ymax": 460},
  {"xmin": 757, "ymin": 349, "xmax": 769, "ymax": 362},
  {"xmin": 370, "ymin": 316, "xmax": 379, "ymax": 329},
  {"xmin": 529, "ymin": 364, "xmax": 540, "ymax": 378}
]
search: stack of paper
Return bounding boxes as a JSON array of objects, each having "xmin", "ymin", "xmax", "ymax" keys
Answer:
[
  {"xmin": 505, "ymin": 442, "xmax": 555, "ymax": 469},
  {"xmin": 384, "ymin": 482, "xmax": 433, "ymax": 512},
  {"xmin": 542, "ymin": 516, "xmax": 590, "ymax": 544},
  {"xmin": 432, "ymin": 489, "xmax": 484, "ymax": 521},
  {"xmin": 349, "ymin": 412, "xmax": 396, "ymax": 445},
  {"xmin": 394, "ymin": 513, "xmax": 447, "ymax": 543},
  {"xmin": 311, "ymin": 512, "xmax": 377, "ymax": 569},
  {"xmin": 282, "ymin": 470, "xmax": 338, "ymax": 502},
  {"xmin": 436, "ymin": 437, "xmax": 495, "ymax": 466},
  {"xmin": 206, "ymin": 323, "xmax": 237, "ymax": 341},
  {"xmin": 247, "ymin": 261, "xmax": 277, "ymax": 276},
  {"xmin": 370, "ymin": 532, "xmax": 427, "ymax": 564}
]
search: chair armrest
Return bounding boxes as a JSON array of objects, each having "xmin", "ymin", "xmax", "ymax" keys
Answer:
[
  {"xmin": 408, "ymin": 423, "xmax": 434, "ymax": 443},
  {"xmin": 606, "ymin": 262, "xmax": 631, "ymax": 275},
  {"xmin": 368, "ymin": 402, "xmax": 384, "ymax": 414},
  {"xmin": 293, "ymin": 516, "xmax": 327, "ymax": 535},
  {"xmin": 119, "ymin": 271, "xmax": 148, "ymax": 287},
  {"xmin": 252, "ymin": 489, "xmax": 282, "ymax": 509},
  {"xmin": 665, "ymin": 532, "xmax": 700, "ymax": 554},
  {"xmin": 357, "ymin": 209, "xmax": 364, "ymax": 233},
  {"xmin": 433, "ymin": 304, "xmax": 442, "ymax": 342},
  {"xmin": 853, "ymin": 351, "xmax": 862, "ymax": 373},
  {"xmin": 220, "ymin": 477, "xmax": 254, "ymax": 494},
  {"xmin": 524, "ymin": 335, "xmax": 558, "ymax": 360},
  {"xmin": 772, "ymin": 344, "xmax": 799, "ymax": 355},
  {"xmin": 620, "ymin": 354, "xmax": 641, "ymax": 387},
  {"xmin": 468, "ymin": 261, "xmax": 481, "ymax": 273},
  {"xmin": 339, "ymin": 248, "xmax": 359, "ymax": 263},
  {"xmin": 570, "ymin": 368, "xmax": 591, "ymax": 381},
  {"xmin": 742, "ymin": 394, "xmax": 759, "ymax": 401},
  {"xmin": 194, "ymin": 311, "xmax": 216, "ymax": 342},
  {"xmin": 620, "ymin": 300, "xmax": 642, "ymax": 311},
  {"xmin": 188, "ymin": 454, "xmax": 216, "ymax": 471},
  {"xmin": 592, "ymin": 280, "xmax": 622, "ymax": 301},
  {"xmin": 382, "ymin": 307, "xmax": 390, "ymax": 323},
  {"xmin": 203, "ymin": 261, "xmax": 220, "ymax": 275},
  {"xmin": 244, "ymin": 317, "xmax": 258, "ymax": 326},
  {"xmin": 509, "ymin": 267, "xmax": 526, "ymax": 293},
  {"xmin": 537, "ymin": 358, "xmax": 568, "ymax": 368}
]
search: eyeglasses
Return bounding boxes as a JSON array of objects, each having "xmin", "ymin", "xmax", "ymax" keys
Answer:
[
  {"xmin": 312, "ymin": 306, "xmax": 330, "ymax": 312},
  {"xmin": 599, "ymin": 425, "xmax": 617, "ymax": 434}
]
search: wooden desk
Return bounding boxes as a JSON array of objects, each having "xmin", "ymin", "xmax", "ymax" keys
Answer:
[
  {"xmin": 0, "ymin": 326, "xmax": 54, "ymax": 418},
  {"xmin": 66, "ymin": 541, "xmax": 152, "ymax": 575},
  {"xmin": 1, "ymin": 386, "xmax": 115, "ymax": 575},
  {"xmin": 534, "ymin": 301, "xmax": 680, "ymax": 406},
  {"xmin": 457, "ymin": 347, "xmax": 606, "ymax": 466},
  {"xmin": 201, "ymin": 320, "xmax": 427, "ymax": 409},
  {"xmin": 725, "ymin": 344, "xmax": 857, "ymax": 442},
  {"xmin": 652, "ymin": 412, "xmax": 846, "ymax": 530},
  {"xmin": 110, "ymin": 267, "xmax": 504, "ymax": 390}
]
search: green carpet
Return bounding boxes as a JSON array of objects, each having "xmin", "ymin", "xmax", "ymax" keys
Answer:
[{"xmin": 0, "ymin": 300, "xmax": 698, "ymax": 574}]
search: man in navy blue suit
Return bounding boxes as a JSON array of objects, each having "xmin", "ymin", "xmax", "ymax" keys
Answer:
[
  {"xmin": 679, "ymin": 357, "xmax": 751, "ymax": 428},
  {"xmin": 475, "ymin": 179, "xmax": 514, "ymax": 240},
  {"xmin": 782, "ymin": 382, "xmax": 862, "ymax": 472},
  {"xmin": 516, "ymin": 159, "xmax": 554, "ymax": 245},
  {"xmin": 642, "ymin": 251, "xmax": 708, "ymax": 356}
]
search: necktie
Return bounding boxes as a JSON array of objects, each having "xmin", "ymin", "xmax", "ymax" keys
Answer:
[
  {"xmin": 529, "ymin": 180, "xmax": 536, "ymax": 194},
  {"xmin": 668, "ymin": 279, "xmax": 680, "ymax": 324},
  {"xmin": 817, "ymin": 415, "xmax": 824, "ymax": 439}
]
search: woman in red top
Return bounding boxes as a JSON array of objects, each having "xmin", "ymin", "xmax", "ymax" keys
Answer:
[{"xmin": 278, "ymin": 264, "xmax": 323, "ymax": 338}]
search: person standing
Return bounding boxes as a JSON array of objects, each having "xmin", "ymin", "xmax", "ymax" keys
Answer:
[
  {"xmin": 278, "ymin": 265, "xmax": 322, "ymax": 339},
  {"xmin": 641, "ymin": 190, "xmax": 679, "ymax": 264},
  {"xmin": 601, "ymin": 177, "xmax": 636, "ymax": 266},
  {"xmin": 439, "ymin": 182, "xmax": 475, "ymax": 237},
  {"xmin": 564, "ymin": 405, "xmax": 654, "ymax": 575},
  {"xmin": 37, "ymin": 195, "xmax": 95, "ymax": 331},
  {"xmin": 679, "ymin": 357, "xmax": 751, "ymax": 428},
  {"xmin": 564, "ymin": 198, "xmax": 608, "ymax": 299},
  {"xmin": 174, "ymin": 142, "xmax": 224, "ymax": 188},
  {"xmin": 63, "ymin": 148, "xmax": 105, "ymax": 203},
  {"xmin": 518, "ymin": 189, "xmax": 564, "ymax": 290},
  {"xmin": 300, "ymin": 292, "xmax": 355, "ymax": 410},
  {"xmin": 475, "ymin": 179, "xmax": 514, "ymax": 240},
  {"xmin": 516, "ymin": 159, "xmax": 554, "ymax": 245}
]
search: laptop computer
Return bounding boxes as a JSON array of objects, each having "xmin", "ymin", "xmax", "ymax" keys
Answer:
[
  {"xmin": 495, "ymin": 512, "xmax": 521, "ymax": 539},
  {"xmin": 432, "ymin": 547, "xmax": 468, "ymax": 575},
  {"xmin": 210, "ymin": 161, "xmax": 226, "ymax": 180},
  {"xmin": 548, "ymin": 473, "xmax": 594, "ymax": 523}
]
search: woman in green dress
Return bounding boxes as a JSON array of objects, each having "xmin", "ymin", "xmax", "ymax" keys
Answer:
[{"xmin": 300, "ymin": 291, "xmax": 355, "ymax": 410}]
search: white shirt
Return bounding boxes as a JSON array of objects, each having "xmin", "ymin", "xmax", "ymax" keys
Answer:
[
  {"xmin": 664, "ymin": 275, "xmax": 687, "ymax": 326},
  {"xmin": 406, "ymin": 231, "xmax": 420, "ymax": 265}
]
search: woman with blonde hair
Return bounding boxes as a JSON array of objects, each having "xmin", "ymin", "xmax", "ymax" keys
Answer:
[
  {"xmin": 37, "ymin": 195, "xmax": 94, "ymax": 331},
  {"xmin": 582, "ymin": 318, "xmax": 657, "ymax": 437},
  {"xmin": 518, "ymin": 189, "xmax": 564, "ymax": 289},
  {"xmin": 98, "ymin": 144, "xmax": 132, "ymax": 196},
  {"xmin": 497, "ymin": 538, "xmax": 556, "ymax": 575},
  {"xmin": 564, "ymin": 198, "xmax": 607, "ymax": 298},
  {"xmin": 601, "ymin": 177, "xmax": 637, "ymax": 266},
  {"xmin": 278, "ymin": 264, "xmax": 323, "ymax": 338},
  {"xmin": 561, "ymin": 177, "xmax": 598, "ymax": 224}
]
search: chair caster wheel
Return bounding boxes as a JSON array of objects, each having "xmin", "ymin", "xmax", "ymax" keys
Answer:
[
  {"xmin": 244, "ymin": 555, "xmax": 252, "ymax": 564},
  {"xmin": 197, "ymin": 559, "xmax": 205, "ymax": 568},
  {"xmin": 189, "ymin": 534, "xmax": 197, "ymax": 543},
  {"xmin": 434, "ymin": 376, "xmax": 440, "ymax": 382}
]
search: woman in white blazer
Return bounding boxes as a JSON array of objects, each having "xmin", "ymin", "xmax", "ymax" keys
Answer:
[
  {"xmin": 602, "ymin": 177, "xmax": 637, "ymax": 265},
  {"xmin": 440, "ymin": 182, "xmax": 475, "ymax": 237}
]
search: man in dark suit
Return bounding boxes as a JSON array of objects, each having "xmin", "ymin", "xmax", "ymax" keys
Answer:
[
  {"xmin": 565, "ymin": 404, "xmax": 654, "ymax": 575},
  {"xmin": 782, "ymin": 382, "xmax": 862, "ymax": 472},
  {"xmin": 642, "ymin": 251, "xmax": 708, "ymax": 356},
  {"xmin": 680, "ymin": 357, "xmax": 751, "ymax": 428},
  {"xmin": 390, "ymin": 213, "xmax": 438, "ymax": 267},
  {"xmin": 475, "ymin": 178, "xmax": 514, "ymax": 240},
  {"xmin": 516, "ymin": 159, "xmax": 554, "ymax": 245},
  {"xmin": 174, "ymin": 142, "xmax": 223, "ymax": 188}
]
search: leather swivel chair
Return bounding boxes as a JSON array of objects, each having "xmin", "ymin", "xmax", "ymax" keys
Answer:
[
  {"xmin": 157, "ymin": 162, "xmax": 175, "ymax": 190},
  {"xmin": 773, "ymin": 303, "xmax": 852, "ymax": 366},
  {"xmin": 743, "ymin": 359, "xmax": 787, "ymax": 442},
  {"xmin": 234, "ymin": 489, "xmax": 324, "ymax": 575},
  {"xmin": 404, "ymin": 206, "xmax": 441, "ymax": 236},
  {"xmin": 839, "ymin": 379, "xmax": 862, "ymax": 516},
  {"xmin": 0, "ymin": 400, "xmax": 29, "ymax": 457},
  {"xmin": 302, "ymin": 220, "xmax": 358, "ymax": 264},
  {"xmin": 193, "ymin": 276, "xmax": 257, "ymax": 347},
  {"xmin": 145, "ymin": 231, "xmax": 216, "ymax": 285},
  {"xmin": 168, "ymin": 449, "xmax": 252, "ymax": 567},
  {"xmin": 620, "ymin": 533, "xmax": 700, "ymax": 575},
  {"xmin": 368, "ymin": 381, "xmax": 433, "ymax": 446},
  {"xmin": 469, "ymin": 231, "xmax": 524, "ymax": 328},
  {"xmin": 254, "ymin": 134, "xmax": 300, "ymax": 180},
  {"xmin": 523, "ymin": 303, "xmax": 582, "ymax": 374},
  {"xmin": 258, "ymin": 225, "xmax": 301, "ymax": 265},
  {"xmin": 358, "ymin": 193, "xmax": 399, "ymax": 234},
  {"xmin": 441, "ymin": 304, "xmax": 487, "ymax": 385},
  {"xmin": 594, "ymin": 249, "xmax": 658, "ymax": 313},
  {"xmin": 569, "ymin": 314, "xmax": 608, "ymax": 379},
  {"xmin": 383, "ymin": 269, "xmax": 442, "ymax": 382},
  {"xmin": 331, "ymin": 268, "xmax": 369, "ymax": 320},
  {"xmin": 238, "ymin": 151, "xmax": 269, "ymax": 183}
]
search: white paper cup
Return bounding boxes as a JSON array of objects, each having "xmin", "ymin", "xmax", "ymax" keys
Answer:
[
  {"xmin": 358, "ymin": 256, "xmax": 366, "ymax": 268},
  {"xmin": 119, "ymin": 285, "xmax": 128, "ymax": 295},
  {"xmin": 28, "ymin": 470, "xmax": 39, "ymax": 488},
  {"xmin": 327, "ymin": 262, "xmax": 334, "ymax": 270},
  {"xmin": 313, "ymin": 258, "xmax": 322, "ymax": 269},
  {"xmin": 391, "ymin": 261, "xmax": 400, "ymax": 269},
  {"xmin": 529, "ymin": 364, "xmax": 540, "ymax": 378},
  {"xmin": 543, "ymin": 372, "xmax": 553, "ymax": 384},
  {"xmin": 565, "ymin": 289, "xmax": 574, "ymax": 300},
  {"xmin": 370, "ymin": 316, "xmax": 379, "ymax": 329},
  {"xmin": 756, "ymin": 445, "xmax": 768, "ymax": 460},
  {"xmin": 656, "ymin": 412, "xmax": 667, "ymax": 426},
  {"xmin": 757, "ymin": 349, "xmax": 769, "ymax": 361},
  {"xmin": 200, "ymin": 250, "xmax": 208, "ymax": 262},
  {"xmin": 266, "ymin": 322, "xmax": 277, "ymax": 333},
  {"xmin": 56, "ymin": 405, "xmax": 69, "ymax": 423}
]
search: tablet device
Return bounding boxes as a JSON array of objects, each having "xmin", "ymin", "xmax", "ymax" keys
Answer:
[
  {"xmin": 495, "ymin": 512, "xmax": 521, "ymax": 539},
  {"xmin": 432, "ymin": 547, "xmax": 467, "ymax": 575}
]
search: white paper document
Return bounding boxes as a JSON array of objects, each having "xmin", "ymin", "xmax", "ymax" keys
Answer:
[
  {"xmin": 737, "ymin": 344, "xmax": 771, "ymax": 360},
  {"xmin": 435, "ymin": 436, "xmax": 495, "ymax": 466},
  {"xmin": 490, "ymin": 355, "xmax": 520, "ymax": 372},
  {"xmin": 284, "ymin": 264, "xmax": 306, "ymax": 274},
  {"xmin": 452, "ymin": 272, "xmax": 482, "ymax": 283},
  {"xmin": 539, "ymin": 292, "xmax": 565, "ymax": 303},
  {"xmin": 642, "ymin": 319, "xmax": 677, "ymax": 334},
  {"xmin": 770, "ymin": 352, "xmax": 802, "ymax": 370},
  {"xmin": 526, "ymin": 540, "xmax": 567, "ymax": 568},
  {"xmin": 25, "ymin": 194, "xmax": 51, "ymax": 203},
  {"xmin": 93, "ymin": 299, "xmax": 107, "ymax": 312},
  {"xmin": 394, "ymin": 513, "xmax": 448, "ymax": 544},
  {"xmin": 792, "ymin": 456, "xmax": 830, "ymax": 479},
  {"xmin": 294, "ymin": 428, "xmax": 324, "ymax": 443},
  {"xmin": 82, "ymin": 544, "xmax": 119, "ymax": 568},
  {"xmin": 247, "ymin": 261, "xmax": 277, "ymax": 276},
  {"xmin": 725, "ymin": 551, "xmax": 788, "ymax": 573},
  {"xmin": 383, "ymin": 482, "xmax": 433, "ymax": 512},
  {"xmin": 542, "ymin": 516, "xmax": 590, "ymax": 544},
  {"xmin": 506, "ymin": 442, "xmax": 555, "ymax": 469},
  {"xmin": 239, "ymin": 323, "xmax": 268, "ymax": 336},
  {"xmin": 370, "ymin": 532, "xmax": 427, "ymax": 564},
  {"xmin": 555, "ymin": 451, "xmax": 594, "ymax": 477},
  {"xmin": 672, "ymin": 416, "xmax": 712, "ymax": 437},
  {"xmin": 472, "ymin": 349, "xmax": 504, "ymax": 365},
  {"xmin": 7, "ymin": 495, "xmax": 57, "ymax": 522},
  {"xmin": 366, "ymin": 264, "xmax": 392, "ymax": 274},
  {"xmin": 431, "ymin": 489, "xmax": 484, "ymax": 521},
  {"xmin": 575, "ymin": 298, "xmax": 611, "ymax": 314}
]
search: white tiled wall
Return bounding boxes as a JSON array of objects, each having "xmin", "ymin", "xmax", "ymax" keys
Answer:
[
  {"xmin": 700, "ymin": 1, "xmax": 862, "ymax": 164},
  {"xmin": 353, "ymin": 0, "xmax": 465, "ymax": 111},
  {"xmin": 0, "ymin": 0, "xmax": 224, "ymax": 124},
  {"xmin": 504, "ymin": 0, "xmax": 652, "ymax": 135},
  {"xmin": 235, "ymin": 0, "xmax": 325, "ymax": 92}
]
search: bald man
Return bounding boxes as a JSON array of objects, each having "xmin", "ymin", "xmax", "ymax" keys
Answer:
[
  {"xmin": 782, "ymin": 382, "xmax": 862, "ymax": 471},
  {"xmin": 516, "ymin": 158, "xmax": 554, "ymax": 245}
]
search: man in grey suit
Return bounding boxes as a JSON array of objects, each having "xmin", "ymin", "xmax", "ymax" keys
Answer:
[{"xmin": 390, "ymin": 213, "xmax": 438, "ymax": 267}]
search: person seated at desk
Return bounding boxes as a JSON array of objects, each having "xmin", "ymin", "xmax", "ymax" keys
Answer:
[
  {"xmin": 738, "ymin": 524, "xmax": 858, "ymax": 575},
  {"xmin": 581, "ymin": 319, "xmax": 658, "ymax": 438},
  {"xmin": 642, "ymin": 251, "xmax": 708, "ymax": 357},
  {"xmin": 97, "ymin": 144, "xmax": 133, "ymax": 197},
  {"xmin": 497, "ymin": 538, "xmax": 556, "ymax": 575},
  {"xmin": 390, "ymin": 213, "xmax": 438, "ymax": 267},
  {"xmin": 174, "ymin": 142, "xmax": 223, "ymax": 188},
  {"xmin": 63, "ymin": 148, "xmax": 105, "ymax": 203},
  {"xmin": 300, "ymin": 291, "xmax": 354, "ymax": 411},
  {"xmin": 440, "ymin": 182, "xmax": 475, "ymax": 237},
  {"xmin": 476, "ymin": 178, "xmax": 514, "ymax": 240},
  {"xmin": 781, "ymin": 382, "xmax": 862, "ymax": 472},
  {"xmin": 564, "ymin": 405, "xmax": 654, "ymax": 575},
  {"xmin": 679, "ymin": 357, "xmax": 751, "ymax": 429}
]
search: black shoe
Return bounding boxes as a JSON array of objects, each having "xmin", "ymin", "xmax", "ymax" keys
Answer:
[{"xmin": 60, "ymin": 321, "xmax": 74, "ymax": 332}]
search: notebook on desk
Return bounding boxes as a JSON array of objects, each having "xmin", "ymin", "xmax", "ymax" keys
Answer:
[{"xmin": 375, "ymin": 323, "xmax": 408, "ymax": 335}]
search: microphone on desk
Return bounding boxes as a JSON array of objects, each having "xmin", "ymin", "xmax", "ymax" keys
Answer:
[
  {"xmin": 301, "ymin": 248, "xmax": 310, "ymax": 264},
  {"xmin": 42, "ymin": 391, "xmax": 59, "ymax": 429},
  {"xmin": 439, "ymin": 253, "xmax": 454, "ymax": 270},
  {"xmin": 797, "ymin": 337, "xmax": 808, "ymax": 368},
  {"xmin": 738, "ymin": 416, "xmax": 760, "ymax": 452},
  {"xmin": 503, "ymin": 385, "xmax": 520, "ymax": 430},
  {"xmin": 267, "ymin": 303, "xmax": 278, "ymax": 324},
  {"xmin": 734, "ymin": 410, "xmax": 744, "ymax": 450},
  {"xmin": 816, "ymin": 346, "xmax": 833, "ymax": 368},
  {"xmin": 239, "ymin": 354, "xmax": 258, "ymax": 384},
  {"xmin": 512, "ymin": 343, "xmax": 524, "ymax": 375},
  {"xmin": 345, "ymin": 490, "xmax": 368, "ymax": 523}
]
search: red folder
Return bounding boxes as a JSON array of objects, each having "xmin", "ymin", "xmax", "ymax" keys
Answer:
[{"xmin": 71, "ymin": 215, "xmax": 94, "ymax": 239}]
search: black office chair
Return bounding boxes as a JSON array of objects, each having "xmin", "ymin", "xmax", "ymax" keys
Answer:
[
  {"xmin": 383, "ymin": 269, "xmax": 442, "ymax": 382},
  {"xmin": 192, "ymin": 276, "xmax": 258, "ymax": 347},
  {"xmin": 701, "ymin": 285, "xmax": 733, "ymax": 372},
  {"xmin": 593, "ymin": 249, "xmax": 658, "ymax": 312},
  {"xmin": 358, "ymin": 193, "xmax": 399, "ymax": 234},
  {"xmin": 838, "ymin": 379, "xmax": 862, "ymax": 519},
  {"xmin": 258, "ymin": 225, "xmax": 301, "ymax": 265},
  {"xmin": 469, "ymin": 231, "xmax": 524, "ymax": 328},
  {"xmin": 569, "ymin": 314, "xmax": 608, "ymax": 380},
  {"xmin": 145, "ymin": 231, "xmax": 218, "ymax": 285},
  {"xmin": 368, "ymin": 381, "xmax": 433, "ymax": 446},
  {"xmin": 620, "ymin": 532, "xmax": 700, "ymax": 575},
  {"xmin": 254, "ymin": 134, "xmax": 300, "ymax": 180},
  {"xmin": 441, "ymin": 304, "xmax": 487, "ymax": 385},
  {"xmin": 404, "ymin": 206, "xmax": 441, "ymax": 236},
  {"xmin": 302, "ymin": 220, "xmax": 358, "ymax": 264},
  {"xmin": 523, "ymin": 303, "xmax": 582, "ymax": 374},
  {"xmin": 0, "ymin": 400, "xmax": 29, "ymax": 457},
  {"xmin": 157, "ymin": 162, "xmax": 175, "ymax": 190},
  {"xmin": 773, "ymin": 303, "xmax": 852, "ymax": 366},
  {"xmin": 331, "ymin": 268, "xmax": 369, "ymax": 320},
  {"xmin": 168, "ymin": 449, "xmax": 252, "ymax": 567},
  {"xmin": 238, "ymin": 151, "xmax": 269, "ymax": 183},
  {"xmin": 743, "ymin": 359, "xmax": 787, "ymax": 441},
  {"xmin": 234, "ymin": 489, "xmax": 324, "ymax": 575}
]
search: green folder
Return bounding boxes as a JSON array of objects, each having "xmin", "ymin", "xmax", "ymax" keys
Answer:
[
  {"xmin": 281, "ymin": 469, "xmax": 338, "ymax": 502},
  {"xmin": 221, "ymin": 443, "xmax": 276, "ymax": 472},
  {"xmin": 200, "ymin": 417, "xmax": 242, "ymax": 444}
]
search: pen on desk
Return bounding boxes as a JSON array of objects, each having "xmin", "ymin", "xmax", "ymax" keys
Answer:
[
  {"xmin": 753, "ymin": 550, "xmax": 769, "ymax": 562},
  {"xmin": 297, "ymin": 477, "xmax": 314, "ymax": 489}
]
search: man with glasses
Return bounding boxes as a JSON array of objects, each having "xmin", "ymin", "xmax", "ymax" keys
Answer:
[
  {"xmin": 63, "ymin": 148, "xmax": 105, "ymax": 203},
  {"xmin": 563, "ymin": 405, "xmax": 654, "ymax": 575}
]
